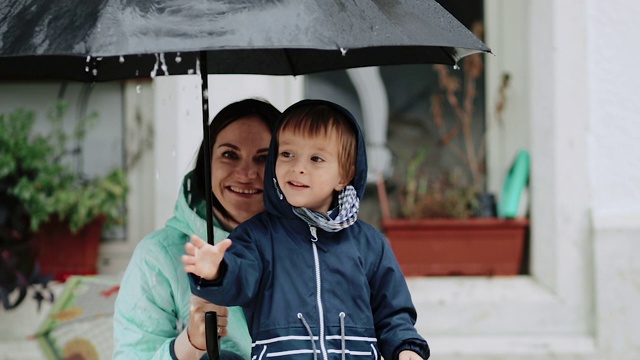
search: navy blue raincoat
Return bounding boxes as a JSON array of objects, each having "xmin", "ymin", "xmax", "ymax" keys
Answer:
[{"xmin": 190, "ymin": 100, "xmax": 429, "ymax": 360}]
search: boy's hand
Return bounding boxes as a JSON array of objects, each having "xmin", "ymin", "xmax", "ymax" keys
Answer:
[
  {"xmin": 182, "ymin": 234, "xmax": 232, "ymax": 280},
  {"xmin": 399, "ymin": 350, "xmax": 424, "ymax": 360}
]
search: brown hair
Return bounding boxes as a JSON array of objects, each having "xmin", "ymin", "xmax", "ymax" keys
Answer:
[{"xmin": 278, "ymin": 104, "xmax": 356, "ymax": 181}]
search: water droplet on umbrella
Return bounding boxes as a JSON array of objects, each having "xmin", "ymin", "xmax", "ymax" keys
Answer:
[
  {"xmin": 160, "ymin": 53, "xmax": 168, "ymax": 75},
  {"xmin": 453, "ymin": 64, "xmax": 460, "ymax": 70},
  {"xmin": 85, "ymin": 66, "xmax": 90, "ymax": 72},
  {"xmin": 188, "ymin": 69, "xmax": 194, "ymax": 75},
  {"xmin": 340, "ymin": 48, "xmax": 348, "ymax": 56},
  {"xmin": 119, "ymin": 56, "xmax": 125, "ymax": 63},
  {"xmin": 86, "ymin": 56, "xmax": 91, "ymax": 62},
  {"xmin": 175, "ymin": 52, "xmax": 182, "ymax": 63},
  {"xmin": 150, "ymin": 53, "xmax": 161, "ymax": 78},
  {"xmin": 92, "ymin": 69, "xmax": 98, "ymax": 76}
]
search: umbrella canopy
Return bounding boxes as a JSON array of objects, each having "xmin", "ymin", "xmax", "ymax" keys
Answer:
[
  {"xmin": 0, "ymin": 0, "xmax": 490, "ymax": 81},
  {"xmin": 0, "ymin": 3, "xmax": 490, "ymax": 357}
]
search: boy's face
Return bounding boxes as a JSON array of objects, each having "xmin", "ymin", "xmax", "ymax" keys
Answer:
[{"xmin": 275, "ymin": 127, "xmax": 351, "ymax": 213}]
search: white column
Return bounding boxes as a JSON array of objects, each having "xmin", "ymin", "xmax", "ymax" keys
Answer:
[
  {"xmin": 346, "ymin": 67, "xmax": 393, "ymax": 182},
  {"xmin": 153, "ymin": 75, "xmax": 203, "ymax": 229}
]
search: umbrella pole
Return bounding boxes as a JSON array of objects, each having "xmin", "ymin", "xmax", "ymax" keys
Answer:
[
  {"xmin": 199, "ymin": 50, "xmax": 220, "ymax": 360},
  {"xmin": 199, "ymin": 51, "xmax": 214, "ymax": 247}
]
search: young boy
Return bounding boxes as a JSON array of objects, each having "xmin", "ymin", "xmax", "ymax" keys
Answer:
[{"xmin": 182, "ymin": 99, "xmax": 430, "ymax": 360}]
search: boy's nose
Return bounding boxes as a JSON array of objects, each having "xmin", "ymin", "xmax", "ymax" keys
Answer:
[{"xmin": 292, "ymin": 159, "xmax": 306, "ymax": 174}]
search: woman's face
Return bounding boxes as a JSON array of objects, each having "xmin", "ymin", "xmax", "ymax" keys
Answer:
[{"xmin": 211, "ymin": 116, "xmax": 271, "ymax": 228}]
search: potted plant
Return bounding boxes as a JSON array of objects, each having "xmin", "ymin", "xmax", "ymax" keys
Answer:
[
  {"xmin": 379, "ymin": 29, "xmax": 529, "ymax": 277},
  {"xmin": 0, "ymin": 102, "xmax": 128, "ymax": 310}
]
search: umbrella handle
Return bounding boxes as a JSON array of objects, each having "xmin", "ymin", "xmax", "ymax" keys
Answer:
[{"xmin": 205, "ymin": 311, "xmax": 220, "ymax": 360}]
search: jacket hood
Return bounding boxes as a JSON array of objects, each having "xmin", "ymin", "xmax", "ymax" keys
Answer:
[
  {"xmin": 165, "ymin": 170, "xmax": 211, "ymax": 241},
  {"xmin": 264, "ymin": 99, "xmax": 368, "ymax": 219}
]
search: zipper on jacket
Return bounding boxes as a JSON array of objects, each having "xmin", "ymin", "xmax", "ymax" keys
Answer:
[{"xmin": 310, "ymin": 225, "xmax": 328, "ymax": 360}]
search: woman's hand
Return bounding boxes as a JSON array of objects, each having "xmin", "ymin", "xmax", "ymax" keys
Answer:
[
  {"xmin": 186, "ymin": 295, "xmax": 229, "ymax": 351},
  {"xmin": 398, "ymin": 350, "xmax": 424, "ymax": 360}
]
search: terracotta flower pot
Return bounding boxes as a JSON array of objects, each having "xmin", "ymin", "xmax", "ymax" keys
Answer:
[
  {"xmin": 381, "ymin": 217, "xmax": 529, "ymax": 276},
  {"xmin": 32, "ymin": 216, "xmax": 105, "ymax": 282}
]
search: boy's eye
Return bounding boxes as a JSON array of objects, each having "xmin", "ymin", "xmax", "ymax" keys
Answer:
[
  {"xmin": 311, "ymin": 156, "xmax": 324, "ymax": 163},
  {"xmin": 222, "ymin": 150, "xmax": 239, "ymax": 160},
  {"xmin": 280, "ymin": 151, "xmax": 293, "ymax": 158}
]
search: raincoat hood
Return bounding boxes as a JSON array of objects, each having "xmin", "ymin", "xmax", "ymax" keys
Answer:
[{"xmin": 263, "ymin": 99, "xmax": 368, "ymax": 219}]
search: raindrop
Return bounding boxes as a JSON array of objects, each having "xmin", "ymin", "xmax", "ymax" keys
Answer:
[
  {"xmin": 85, "ymin": 66, "xmax": 90, "ymax": 72},
  {"xmin": 136, "ymin": 84, "xmax": 142, "ymax": 94},
  {"xmin": 135, "ymin": 70, "xmax": 139, "ymax": 76},
  {"xmin": 453, "ymin": 64, "xmax": 460, "ymax": 70},
  {"xmin": 86, "ymin": 55, "xmax": 91, "ymax": 62},
  {"xmin": 202, "ymin": 89, "xmax": 208, "ymax": 100},
  {"xmin": 92, "ymin": 69, "xmax": 98, "ymax": 76},
  {"xmin": 196, "ymin": 285, "xmax": 201, "ymax": 291},
  {"xmin": 156, "ymin": 170, "xmax": 160, "ymax": 180},
  {"xmin": 97, "ymin": 57, "xmax": 103, "ymax": 61},
  {"xmin": 160, "ymin": 53, "xmax": 168, "ymax": 75},
  {"xmin": 150, "ymin": 53, "xmax": 160, "ymax": 78},
  {"xmin": 188, "ymin": 69, "xmax": 194, "ymax": 75},
  {"xmin": 340, "ymin": 47, "xmax": 348, "ymax": 56},
  {"xmin": 171, "ymin": 148, "xmax": 176, "ymax": 157},
  {"xmin": 203, "ymin": 104, "xmax": 208, "ymax": 111},
  {"xmin": 119, "ymin": 56, "xmax": 125, "ymax": 63},
  {"xmin": 175, "ymin": 52, "xmax": 182, "ymax": 64}
]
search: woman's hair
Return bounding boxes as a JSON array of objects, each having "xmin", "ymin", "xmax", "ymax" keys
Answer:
[
  {"xmin": 278, "ymin": 104, "xmax": 357, "ymax": 181},
  {"xmin": 193, "ymin": 98, "xmax": 281, "ymax": 223}
]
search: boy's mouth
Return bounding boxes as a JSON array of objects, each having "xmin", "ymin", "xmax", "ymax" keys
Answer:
[{"xmin": 288, "ymin": 181, "xmax": 308, "ymax": 188}]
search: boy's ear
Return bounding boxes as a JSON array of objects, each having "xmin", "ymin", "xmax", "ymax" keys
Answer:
[{"xmin": 335, "ymin": 165, "xmax": 355, "ymax": 191}]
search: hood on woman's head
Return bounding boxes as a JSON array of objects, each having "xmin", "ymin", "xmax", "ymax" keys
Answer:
[{"xmin": 264, "ymin": 99, "xmax": 368, "ymax": 219}]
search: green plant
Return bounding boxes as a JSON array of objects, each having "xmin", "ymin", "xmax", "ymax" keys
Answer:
[
  {"xmin": 0, "ymin": 102, "xmax": 128, "ymax": 232},
  {"xmin": 388, "ymin": 22, "xmax": 487, "ymax": 220},
  {"xmin": 0, "ymin": 102, "xmax": 128, "ymax": 310},
  {"xmin": 395, "ymin": 147, "xmax": 479, "ymax": 219}
]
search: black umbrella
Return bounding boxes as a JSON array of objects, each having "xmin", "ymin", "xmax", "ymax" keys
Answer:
[{"xmin": 0, "ymin": 0, "xmax": 490, "ymax": 357}]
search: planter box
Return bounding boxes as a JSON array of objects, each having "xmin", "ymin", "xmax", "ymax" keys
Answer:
[
  {"xmin": 32, "ymin": 217, "xmax": 105, "ymax": 282},
  {"xmin": 381, "ymin": 218, "xmax": 529, "ymax": 276}
]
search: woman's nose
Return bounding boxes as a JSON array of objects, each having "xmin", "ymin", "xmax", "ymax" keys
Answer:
[{"xmin": 238, "ymin": 161, "xmax": 260, "ymax": 180}]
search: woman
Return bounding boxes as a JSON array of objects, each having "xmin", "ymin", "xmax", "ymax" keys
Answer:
[{"xmin": 114, "ymin": 98, "xmax": 281, "ymax": 359}]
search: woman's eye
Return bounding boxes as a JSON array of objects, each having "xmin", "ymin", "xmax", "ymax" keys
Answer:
[
  {"xmin": 222, "ymin": 151, "xmax": 239, "ymax": 160},
  {"xmin": 255, "ymin": 154, "xmax": 268, "ymax": 163},
  {"xmin": 311, "ymin": 156, "xmax": 324, "ymax": 163}
]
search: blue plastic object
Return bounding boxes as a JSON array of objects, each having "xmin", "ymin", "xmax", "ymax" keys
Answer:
[{"xmin": 498, "ymin": 150, "xmax": 530, "ymax": 218}]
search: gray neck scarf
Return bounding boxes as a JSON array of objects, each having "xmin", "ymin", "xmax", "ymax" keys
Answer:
[{"xmin": 292, "ymin": 185, "xmax": 359, "ymax": 232}]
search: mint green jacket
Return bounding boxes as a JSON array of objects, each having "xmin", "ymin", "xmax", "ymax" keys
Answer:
[{"xmin": 113, "ymin": 172, "xmax": 251, "ymax": 359}]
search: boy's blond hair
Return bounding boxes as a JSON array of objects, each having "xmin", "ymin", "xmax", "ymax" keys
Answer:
[{"xmin": 278, "ymin": 104, "xmax": 356, "ymax": 182}]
